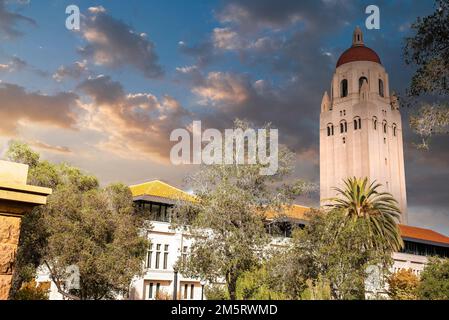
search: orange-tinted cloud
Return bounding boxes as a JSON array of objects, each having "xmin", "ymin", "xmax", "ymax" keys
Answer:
[
  {"xmin": 0, "ymin": 82, "xmax": 79, "ymax": 135},
  {"xmin": 78, "ymin": 75, "xmax": 190, "ymax": 162}
]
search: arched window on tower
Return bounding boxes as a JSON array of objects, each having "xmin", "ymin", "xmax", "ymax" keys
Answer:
[
  {"xmin": 393, "ymin": 124, "xmax": 397, "ymax": 136},
  {"xmin": 359, "ymin": 76, "xmax": 368, "ymax": 91},
  {"xmin": 383, "ymin": 121, "xmax": 387, "ymax": 134},
  {"xmin": 327, "ymin": 123, "xmax": 334, "ymax": 136},
  {"xmin": 340, "ymin": 79, "xmax": 348, "ymax": 98},
  {"xmin": 354, "ymin": 117, "xmax": 361, "ymax": 130},
  {"xmin": 379, "ymin": 79, "xmax": 384, "ymax": 97},
  {"xmin": 373, "ymin": 117, "xmax": 377, "ymax": 130},
  {"xmin": 340, "ymin": 120, "xmax": 347, "ymax": 133}
]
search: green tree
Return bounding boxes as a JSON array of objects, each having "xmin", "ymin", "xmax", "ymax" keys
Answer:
[
  {"xmin": 173, "ymin": 120, "xmax": 309, "ymax": 300},
  {"xmin": 236, "ymin": 266, "xmax": 287, "ymax": 300},
  {"xmin": 14, "ymin": 280, "xmax": 49, "ymax": 300},
  {"xmin": 417, "ymin": 258, "xmax": 449, "ymax": 300},
  {"xmin": 43, "ymin": 183, "xmax": 148, "ymax": 300},
  {"xmin": 5, "ymin": 140, "xmax": 40, "ymax": 168},
  {"xmin": 327, "ymin": 177, "xmax": 404, "ymax": 252},
  {"xmin": 387, "ymin": 269, "xmax": 419, "ymax": 300},
  {"xmin": 5, "ymin": 141, "xmax": 149, "ymax": 300},
  {"xmin": 204, "ymin": 285, "xmax": 229, "ymax": 300},
  {"xmin": 290, "ymin": 210, "xmax": 393, "ymax": 300},
  {"xmin": 404, "ymin": 0, "xmax": 449, "ymax": 148}
]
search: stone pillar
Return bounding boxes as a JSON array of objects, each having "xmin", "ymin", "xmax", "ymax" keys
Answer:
[{"xmin": 0, "ymin": 160, "xmax": 51, "ymax": 300}]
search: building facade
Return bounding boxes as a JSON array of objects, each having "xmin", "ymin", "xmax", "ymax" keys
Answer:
[{"xmin": 319, "ymin": 27, "xmax": 407, "ymax": 222}]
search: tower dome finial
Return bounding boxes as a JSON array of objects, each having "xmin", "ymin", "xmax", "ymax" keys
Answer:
[{"xmin": 352, "ymin": 26, "xmax": 364, "ymax": 47}]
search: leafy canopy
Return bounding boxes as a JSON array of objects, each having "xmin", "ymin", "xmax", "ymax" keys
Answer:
[
  {"xmin": 173, "ymin": 119, "xmax": 311, "ymax": 300},
  {"xmin": 4, "ymin": 140, "xmax": 148, "ymax": 300}
]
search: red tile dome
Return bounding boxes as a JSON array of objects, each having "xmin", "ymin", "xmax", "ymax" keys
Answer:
[{"xmin": 336, "ymin": 45, "xmax": 381, "ymax": 68}]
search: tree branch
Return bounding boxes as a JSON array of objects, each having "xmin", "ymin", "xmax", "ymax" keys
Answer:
[{"xmin": 43, "ymin": 260, "xmax": 80, "ymax": 300}]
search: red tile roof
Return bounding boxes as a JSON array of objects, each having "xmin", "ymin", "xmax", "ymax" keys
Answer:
[
  {"xmin": 336, "ymin": 45, "xmax": 381, "ymax": 68},
  {"xmin": 399, "ymin": 224, "xmax": 449, "ymax": 246}
]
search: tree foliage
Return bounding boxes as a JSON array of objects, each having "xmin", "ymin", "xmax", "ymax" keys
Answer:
[
  {"xmin": 417, "ymin": 257, "xmax": 449, "ymax": 300},
  {"xmin": 404, "ymin": 0, "xmax": 449, "ymax": 96},
  {"xmin": 204, "ymin": 285, "xmax": 230, "ymax": 300},
  {"xmin": 236, "ymin": 265, "xmax": 287, "ymax": 300},
  {"xmin": 173, "ymin": 120, "xmax": 310, "ymax": 300},
  {"xmin": 327, "ymin": 177, "xmax": 403, "ymax": 252},
  {"xmin": 387, "ymin": 269, "xmax": 419, "ymax": 300},
  {"xmin": 5, "ymin": 141, "xmax": 148, "ymax": 300},
  {"xmin": 14, "ymin": 280, "xmax": 49, "ymax": 300},
  {"xmin": 404, "ymin": 0, "xmax": 449, "ymax": 148},
  {"xmin": 288, "ymin": 210, "xmax": 393, "ymax": 300}
]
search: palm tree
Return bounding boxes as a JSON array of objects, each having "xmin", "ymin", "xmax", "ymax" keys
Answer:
[{"xmin": 327, "ymin": 177, "xmax": 404, "ymax": 252}]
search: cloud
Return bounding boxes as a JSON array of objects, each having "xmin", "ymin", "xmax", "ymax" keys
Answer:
[
  {"xmin": 189, "ymin": 70, "xmax": 321, "ymax": 153},
  {"xmin": 28, "ymin": 140, "xmax": 72, "ymax": 154},
  {"xmin": 216, "ymin": 0, "xmax": 355, "ymax": 32},
  {"xmin": 53, "ymin": 60, "xmax": 89, "ymax": 82},
  {"xmin": 77, "ymin": 75, "xmax": 190, "ymax": 161},
  {"xmin": 0, "ymin": 82, "xmax": 79, "ymax": 135},
  {"xmin": 212, "ymin": 27, "xmax": 242, "ymax": 50},
  {"xmin": 0, "ymin": 56, "xmax": 48, "ymax": 76},
  {"xmin": 0, "ymin": 0, "xmax": 35, "ymax": 39},
  {"xmin": 192, "ymin": 71, "xmax": 250, "ymax": 105},
  {"xmin": 78, "ymin": 7, "xmax": 163, "ymax": 78},
  {"xmin": 178, "ymin": 40, "xmax": 216, "ymax": 67}
]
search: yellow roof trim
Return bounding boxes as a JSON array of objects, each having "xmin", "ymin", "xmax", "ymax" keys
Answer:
[{"xmin": 129, "ymin": 180, "xmax": 196, "ymax": 202}]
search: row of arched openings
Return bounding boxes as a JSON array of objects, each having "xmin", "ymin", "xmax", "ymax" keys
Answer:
[
  {"xmin": 327, "ymin": 117, "xmax": 397, "ymax": 136},
  {"xmin": 339, "ymin": 78, "xmax": 385, "ymax": 98}
]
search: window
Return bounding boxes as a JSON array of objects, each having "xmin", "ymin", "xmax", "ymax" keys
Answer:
[
  {"xmin": 155, "ymin": 244, "xmax": 161, "ymax": 269},
  {"xmin": 327, "ymin": 124, "xmax": 334, "ymax": 136},
  {"xmin": 359, "ymin": 76, "xmax": 368, "ymax": 91},
  {"xmin": 373, "ymin": 117, "xmax": 377, "ymax": 130},
  {"xmin": 184, "ymin": 284, "xmax": 188, "ymax": 299},
  {"xmin": 160, "ymin": 205, "xmax": 167, "ymax": 221},
  {"xmin": 354, "ymin": 117, "xmax": 361, "ymax": 130},
  {"xmin": 149, "ymin": 283, "xmax": 154, "ymax": 299},
  {"xmin": 163, "ymin": 245, "xmax": 169, "ymax": 269},
  {"xmin": 393, "ymin": 124, "xmax": 397, "ymax": 136},
  {"xmin": 340, "ymin": 79, "xmax": 348, "ymax": 98},
  {"xmin": 146, "ymin": 244, "xmax": 153, "ymax": 268},
  {"xmin": 342, "ymin": 137, "xmax": 346, "ymax": 144},
  {"xmin": 379, "ymin": 79, "xmax": 384, "ymax": 97},
  {"xmin": 340, "ymin": 120, "xmax": 347, "ymax": 133},
  {"xmin": 156, "ymin": 283, "xmax": 160, "ymax": 298},
  {"xmin": 190, "ymin": 284, "xmax": 195, "ymax": 300},
  {"xmin": 151, "ymin": 203, "xmax": 161, "ymax": 215},
  {"xmin": 383, "ymin": 121, "xmax": 387, "ymax": 134}
]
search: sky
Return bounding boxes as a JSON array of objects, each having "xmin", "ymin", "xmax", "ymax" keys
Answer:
[{"xmin": 0, "ymin": 0, "xmax": 448, "ymax": 234}]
